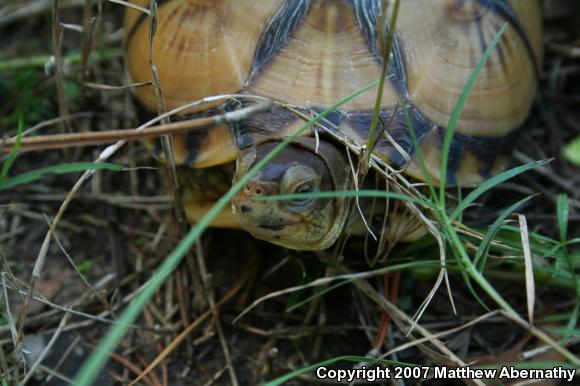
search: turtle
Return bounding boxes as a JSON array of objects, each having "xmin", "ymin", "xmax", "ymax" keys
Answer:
[{"xmin": 124, "ymin": 0, "xmax": 542, "ymax": 251}]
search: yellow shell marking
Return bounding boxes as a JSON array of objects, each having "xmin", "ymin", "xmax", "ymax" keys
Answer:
[
  {"xmin": 398, "ymin": 0, "xmax": 542, "ymax": 136},
  {"xmin": 125, "ymin": 0, "xmax": 284, "ymax": 112}
]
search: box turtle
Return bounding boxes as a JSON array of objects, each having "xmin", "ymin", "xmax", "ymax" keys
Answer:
[{"xmin": 125, "ymin": 0, "xmax": 542, "ymax": 250}]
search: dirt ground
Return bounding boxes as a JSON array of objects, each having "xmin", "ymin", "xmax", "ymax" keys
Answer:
[{"xmin": 0, "ymin": 1, "xmax": 579, "ymax": 385}]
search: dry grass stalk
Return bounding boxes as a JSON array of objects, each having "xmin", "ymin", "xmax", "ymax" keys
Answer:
[
  {"xmin": 0, "ymin": 103, "xmax": 271, "ymax": 153},
  {"xmin": 51, "ymin": 0, "xmax": 70, "ymax": 132},
  {"xmin": 518, "ymin": 214, "xmax": 536, "ymax": 326}
]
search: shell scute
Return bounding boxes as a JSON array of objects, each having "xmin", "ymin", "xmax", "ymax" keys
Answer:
[
  {"xmin": 396, "ymin": 0, "xmax": 542, "ymax": 139},
  {"xmin": 246, "ymin": 0, "xmax": 400, "ymax": 111}
]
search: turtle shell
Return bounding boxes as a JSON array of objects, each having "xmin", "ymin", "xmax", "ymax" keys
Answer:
[{"xmin": 125, "ymin": 0, "xmax": 542, "ymax": 186}]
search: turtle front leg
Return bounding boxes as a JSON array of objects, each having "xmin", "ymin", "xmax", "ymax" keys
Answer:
[
  {"xmin": 179, "ymin": 164, "xmax": 241, "ymax": 229},
  {"xmin": 182, "ymin": 198, "xmax": 241, "ymax": 229}
]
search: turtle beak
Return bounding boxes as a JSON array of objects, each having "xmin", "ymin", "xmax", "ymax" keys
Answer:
[
  {"xmin": 232, "ymin": 145, "xmax": 296, "ymax": 232},
  {"xmin": 232, "ymin": 179, "xmax": 297, "ymax": 231},
  {"xmin": 238, "ymin": 179, "xmax": 278, "ymax": 200},
  {"xmin": 233, "ymin": 178, "xmax": 277, "ymax": 218}
]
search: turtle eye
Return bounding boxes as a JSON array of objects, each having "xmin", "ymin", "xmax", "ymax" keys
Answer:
[
  {"xmin": 289, "ymin": 182, "xmax": 316, "ymax": 206},
  {"xmin": 281, "ymin": 164, "xmax": 320, "ymax": 210},
  {"xmin": 294, "ymin": 182, "xmax": 314, "ymax": 195}
]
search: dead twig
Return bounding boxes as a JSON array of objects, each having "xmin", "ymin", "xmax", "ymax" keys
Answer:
[{"xmin": 0, "ymin": 102, "xmax": 271, "ymax": 153}]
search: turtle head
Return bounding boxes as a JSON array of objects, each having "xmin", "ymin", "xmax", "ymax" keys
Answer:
[{"xmin": 232, "ymin": 138, "xmax": 352, "ymax": 250}]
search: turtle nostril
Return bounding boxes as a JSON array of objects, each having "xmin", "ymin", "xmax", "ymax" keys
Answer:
[{"xmin": 240, "ymin": 205, "xmax": 252, "ymax": 213}]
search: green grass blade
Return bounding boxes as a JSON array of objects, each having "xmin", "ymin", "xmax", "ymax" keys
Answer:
[
  {"xmin": 563, "ymin": 303, "xmax": 579, "ymax": 342},
  {"xmin": 465, "ymin": 194, "xmax": 536, "ymax": 312},
  {"xmin": 538, "ymin": 312, "xmax": 578, "ymax": 323},
  {"xmin": 72, "ymin": 78, "xmax": 385, "ymax": 386},
  {"xmin": 442, "ymin": 215, "xmax": 519, "ymax": 314},
  {"xmin": 0, "ymin": 162, "xmax": 124, "ymax": 191},
  {"xmin": 459, "ymin": 267, "xmax": 491, "ymax": 312},
  {"xmin": 364, "ymin": 0, "xmax": 400, "ymax": 167},
  {"xmin": 556, "ymin": 194, "xmax": 569, "ymax": 244},
  {"xmin": 0, "ymin": 114, "xmax": 24, "ymax": 184},
  {"xmin": 451, "ymin": 160, "xmax": 550, "ymax": 220},
  {"xmin": 440, "ymin": 23, "xmax": 508, "ymax": 204},
  {"xmin": 256, "ymin": 189, "xmax": 433, "ymax": 209},
  {"xmin": 555, "ymin": 194, "xmax": 579, "ymax": 340},
  {"xmin": 402, "ymin": 104, "xmax": 438, "ymax": 204},
  {"xmin": 474, "ymin": 195, "xmax": 536, "ymax": 270},
  {"xmin": 495, "ymin": 224, "xmax": 560, "ymax": 253},
  {"xmin": 486, "ymin": 264, "xmax": 580, "ymax": 297}
]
